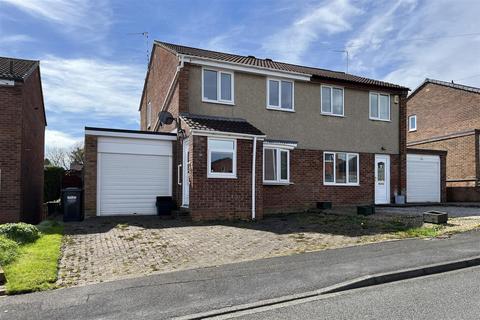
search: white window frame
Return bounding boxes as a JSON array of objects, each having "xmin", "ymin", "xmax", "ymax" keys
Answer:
[
  {"xmin": 207, "ymin": 138, "xmax": 237, "ymax": 179},
  {"xmin": 323, "ymin": 151, "xmax": 360, "ymax": 186},
  {"xmin": 263, "ymin": 147, "xmax": 290, "ymax": 184},
  {"xmin": 408, "ymin": 115, "xmax": 417, "ymax": 132},
  {"xmin": 202, "ymin": 67, "xmax": 234, "ymax": 105},
  {"xmin": 147, "ymin": 101, "xmax": 152, "ymax": 129},
  {"xmin": 266, "ymin": 78, "xmax": 295, "ymax": 112},
  {"xmin": 320, "ymin": 85, "xmax": 344, "ymax": 117},
  {"xmin": 369, "ymin": 92, "xmax": 391, "ymax": 121}
]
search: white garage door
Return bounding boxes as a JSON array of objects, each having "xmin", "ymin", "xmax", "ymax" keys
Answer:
[
  {"xmin": 97, "ymin": 137, "xmax": 172, "ymax": 216},
  {"xmin": 407, "ymin": 154, "xmax": 440, "ymax": 203}
]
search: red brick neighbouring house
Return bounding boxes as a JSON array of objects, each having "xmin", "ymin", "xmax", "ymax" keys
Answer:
[
  {"xmin": 85, "ymin": 41, "xmax": 414, "ymax": 221},
  {"xmin": 407, "ymin": 79, "xmax": 480, "ymax": 201},
  {"xmin": 0, "ymin": 57, "xmax": 46, "ymax": 224}
]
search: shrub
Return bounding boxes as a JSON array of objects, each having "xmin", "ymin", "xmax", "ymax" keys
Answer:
[
  {"xmin": 0, "ymin": 236, "xmax": 19, "ymax": 266},
  {"xmin": 0, "ymin": 223, "xmax": 40, "ymax": 244},
  {"xmin": 44, "ymin": 166, "xmax": 65, "ymax": 202}
]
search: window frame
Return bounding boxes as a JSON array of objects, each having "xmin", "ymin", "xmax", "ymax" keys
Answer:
[
  {"xmin": 320, "ymin": 85, "xmax": 345, "ymax": 117},
  {"xmin": 408, "ymin": 115, "xmax": 417, "ymax": 132},
  {"xmin": 147, "ymin": 101, "xmax": 152, "ymax": 129},
  {"xmin": 207, "ymin": 138, "xmax": 237, "ymax": 179},
  {"xmin": 202, "ymin": 67, "xmax": 235, "ymax": 105},
  {"xmin": 266, "ymin": 77, "xmax": 295, "ymax": 112},
  {"xmin": 369, "ymin": 92, "xmax": 391, "ymax": 121},
  {"xmin": 263, "ymin": 147, "xmax": 290, "ymax": 184},
  {"xmin": 323, "ymin": 151, "xmax": 360, "ymax": 186}
]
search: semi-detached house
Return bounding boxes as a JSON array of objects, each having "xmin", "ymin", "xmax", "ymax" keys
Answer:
[{"xmin": 84, "ymin": 41, "xmax": 413, "ymax": 220}]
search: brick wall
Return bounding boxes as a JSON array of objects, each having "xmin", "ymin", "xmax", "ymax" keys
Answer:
[
  {"xmin": 84, "ymin": 135, "xmax": 97, "ymax": 217},
  {"xmin": 20, "ymin": 68, "xmax": 46, "ymax": 223},
  {"xmin": 0, "ymin": 84, "xmax": 23, "ymax": 223},
  {"xmin": 410, "ymin": 134, "xmax": 476, "ymax": 187},
  {"xmin": 140, "ymin": 45, "xmax": 183, "ymax": 132},
  {"xmin": 0, "ymin": 67, "xmax": 45, "ymax": 224},
  {"xmin": 189, "ymin": 136, "xmax": 264, "ymax": 221},
  {"xmin": 263, "ymin": 151, "xmax": 378, "ymax": 213},
  {"xmin": 407, "ymin": 83, "xmax": 480, "ymax": 142}
]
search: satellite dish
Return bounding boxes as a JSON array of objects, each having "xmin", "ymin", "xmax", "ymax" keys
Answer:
[{"xmin": 159, "ymin": 111, "xmax": 174, "ymax": 125}]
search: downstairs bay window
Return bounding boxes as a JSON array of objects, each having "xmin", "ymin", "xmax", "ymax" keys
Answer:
[
  {"xmin": 324, "ymin": 151, "xmax": 359, "ymax": 185},
  {"xmin": 263, "ymin": 147, "xmax": 290, "ymax": 184}
]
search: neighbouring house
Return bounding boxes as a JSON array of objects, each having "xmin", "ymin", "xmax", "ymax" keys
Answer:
[
  {"xmin": 84, "ymin": 41, "xmax": 439, "ymax": 221},
  {"xmin": 0, "ymin": 57, "xmax": 46, "ymax": 224},
  {"xmin": 407, "ymin": 78, "xmax": 480, "ymax": 201}
]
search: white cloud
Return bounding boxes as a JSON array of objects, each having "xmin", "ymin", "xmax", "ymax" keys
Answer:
[
  {"xmin": 263, "ymin": 0, "xmax": 363, "ymax": 63},
  {"xmin": 45, "ymin": 129, "xmax": 81, "ymax": 149},
  {"xmin": 0, "ymin": 34, "xmax": 35, "ymax": 45},
  {"xmin": 345, "ymin": 0, "xmax": 480, "ymax": 89},
  {"xmin": 1, "ymin": 0, "xmax": 112, "ymax": 41},
  {"xmin": 40, "ymin": 56, "xmax": 144, "ymax": 120}
]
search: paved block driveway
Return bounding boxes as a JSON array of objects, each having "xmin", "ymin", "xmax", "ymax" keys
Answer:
[{"xmin": 57, "ymin": 209, "xmax": 480, "ymax": 287}]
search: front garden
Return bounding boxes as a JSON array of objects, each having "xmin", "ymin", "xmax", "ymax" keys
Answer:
[{"xmin": 0, "ymin": 220, "xmax": 64, "ymax": 294}]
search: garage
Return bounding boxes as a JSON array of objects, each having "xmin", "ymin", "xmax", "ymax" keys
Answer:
[
  {"xmin": 84, "ymin": 128, "xmax": 176, "ymax": 216},
  {"xmin": 407, "ymin": 153, "xmax": 441, "ymax": 203}
]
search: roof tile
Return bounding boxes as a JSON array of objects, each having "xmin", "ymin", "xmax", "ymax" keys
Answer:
[
  {"xmin": 180, "ymin": 113, "xmax": 265, "ymax": 136},
  {"xmin": 156, "ymin": 41, "xmax": 408, "ymax": 90},
  {"xmin": 0, "ymin": 57, "xmax": 38, "ymax": 81}
]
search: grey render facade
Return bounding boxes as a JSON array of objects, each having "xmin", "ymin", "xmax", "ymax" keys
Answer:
[{"xmin": 136, "ymin": 41, "xmax": 409, "ymax": 220}]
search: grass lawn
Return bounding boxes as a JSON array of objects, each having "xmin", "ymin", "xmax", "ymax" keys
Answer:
[{"xmin": 3, "ymin": 220, "xmax": 64, "ymax": 294}]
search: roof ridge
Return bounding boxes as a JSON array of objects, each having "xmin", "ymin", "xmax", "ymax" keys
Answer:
[
  {"xmin": 156, "ymin": 40, "xmax": 346, "ymax": 76},
  {"xmin": 155, "ymin": 40, "xmax": 408, "ymax": 90},
  {"xmin": 426, "ymin": 78, "xmax": 480, "ymax": 91}
]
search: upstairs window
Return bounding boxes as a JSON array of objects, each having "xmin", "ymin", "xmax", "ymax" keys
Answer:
[
  {"xmin": 267, "ymin": 78, "xmax": 294, "ymax": 111},
  {"xmin": 409, "ymin": 115, "xmax": 417, "ymax": 131},
  {"xmin": 202, "ymin": 68, "xmax": 234, "ymax": 104},
  {"xmin": 207, "ymin": 138, "xmax": 236, "ymax": 178},
  {"xmin": 369, "ymin": 92, "xmax": 390, "ymax": 121},
  {"xmin": 324, "ymin": 152, "xmax": 359, "ymax": 185},
  {"xmin": 321, "ymin": 85, "xmax": 344, "ymax": 116},
  {"xmin": 264, "ymin": 147, "xmax": 290, "ymax": 184}
]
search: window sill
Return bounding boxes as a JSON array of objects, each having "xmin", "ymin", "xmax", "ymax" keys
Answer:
[
  {"xmin": 202, "ymin": 98, "xmax": 235, "ymax": 106},
  {"xmin": 266, "ymin": 106, "xmax": 295, "ymax": 113},
  {"xmin": 263, "ymin": 181, "xmax": 291, "ymax": 186},
  {"xmin": 323, "ymin": 183, "xmax": 360, "ymax": 187},
  {"xmin": 321, "ymin": 112, "xmax": 345, "ymax": 118},
  {"xmin": 369, "ymin": 117, "xmax": 391, "ymax": 122},
  {"xmin": 207, "ymin": 174, "xmax": 237, "ymax": 179},
  {"xmin": 409, "ymin": 129, "xmax": 417, "ymax": 132}
]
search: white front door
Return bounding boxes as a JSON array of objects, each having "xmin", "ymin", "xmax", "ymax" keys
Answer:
[
  {"xmin": 182, "ymin": 139, "xmax": 190, "ymax": 207},
  {"xmin": 375, "ymin": 154, "xmax": 390, "ymax": 204}
]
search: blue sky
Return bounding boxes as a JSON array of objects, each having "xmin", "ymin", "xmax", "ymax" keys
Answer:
[{"xmin": 1, "ymin": 0, "xmax": 479, "ymax": 149}]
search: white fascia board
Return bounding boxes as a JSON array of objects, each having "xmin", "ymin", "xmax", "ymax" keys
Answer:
[
  {"xmin": 0, "ymin": 79, "xmax": 14, "ymax": 86},
  {"xmin": 191, "ymin": 129, "xmax": 266, "ymax": 140},
  {"xmin": 185, "ymin": 56, "xmax": 311, "ymax": 82},
  {"xmin": 263, "ymin": 142, "xmax": 297, "ymax": 150},
  {"xmin": 85, "ymin": 129, "xmax": 177, "ymax": 141}
]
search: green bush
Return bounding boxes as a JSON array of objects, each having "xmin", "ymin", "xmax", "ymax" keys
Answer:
[
  {"xmin": 0, "ymin": 236, "xmax": 19, "ymax": 266},
  {"xmin": 44, "ymin": 166, "xmax": 65, "ymax": 202},
  {"xmin": 0, "ymin": 223, "xmax": 40, "ymax": 244}
]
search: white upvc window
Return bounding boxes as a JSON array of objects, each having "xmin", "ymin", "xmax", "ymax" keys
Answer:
[
  {"xmin": 202, "ymin": 68, "xmax": 234, "ymax": 104},
  {"xmin": 321, "ymin": 85, "xmax": 344, "ymax": 116},
  {"xmin": 207, "ymin": 138, "xmax": 237, "ymax": 178},
  {"xmin": 324, "ymin": 151, "xmax": 359, "ymax": 186},
  {"xmin": 409, "ymin": 115, "xmax": 417, "ymax": 132},
  {"xmin": 267, "ymin": 78, "xmax": 294, "ymax": 111},
  {"xmin": 147, "ymin": 101, "xmax": 152, "ymax": 129},
  {"xmin": 263, "ymin": 147, "xmax": 290, "ymax": 184},
  {"xmin": 369, "ymin": 92, "xmax": 390, "ymax": 121}
]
